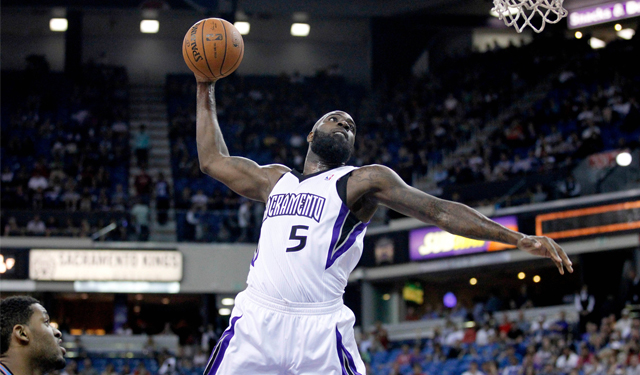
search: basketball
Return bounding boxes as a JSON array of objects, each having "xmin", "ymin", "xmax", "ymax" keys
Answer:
[{"xmin": 182, "ymin": 18, "xmax": 244, "ymax": 81}]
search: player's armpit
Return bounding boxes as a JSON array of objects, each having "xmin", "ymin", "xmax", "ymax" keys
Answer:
[{"xmin": 201, "ymin": 158, "xmax": 290, "ymax": 202}]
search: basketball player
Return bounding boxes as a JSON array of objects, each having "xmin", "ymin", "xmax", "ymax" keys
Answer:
[
  {"xmin": 0, "ymin": 296, "xmax": 67, "ymax": 375},
  {"xmin": 195, "ymin": 79, "xmax": 573, "ymax": 374}
]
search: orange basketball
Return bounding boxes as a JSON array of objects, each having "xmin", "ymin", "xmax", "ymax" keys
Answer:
[{"xmin": 182, "ymin": 18, "xmax": 244, "ymax": 81}]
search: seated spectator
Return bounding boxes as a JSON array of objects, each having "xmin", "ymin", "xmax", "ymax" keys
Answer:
[
  {"xmin": 557, "ymin": 175, "xmax": 581, "ymax": 199},
  {"xmin": 502, "ymin": 354, "xmax": 523, "ymax": 375},
  {"xmin": 411, "ymin": 363, "xmax": 426, "ymax": 375},
  {"xmin": 191, "ymin": 189, "xmax": 209, "ymax": 210},
  {"xmin": 396, "ymin": 344, "xmax": 412, "ymax": 366},
  {"xmin": 28, "ymin": 171, "xmax": 49, "ymax": 192},
  {"xmin": 462, "ymin": 361, "xmax": 484, "ymax": 375},
  {"xmin": 26, "ymin": 214, "xmax": 46, "ymax": 235},
  {"xmin": 3, "ymin": 217, "xmax": 21, "ymax": 236},
  {"xmin": 556, "ymin": 346, "xmax": 579, "ymax": 372},
  {"xmin": 80, "ymin": 359, "xmax": 98, "ymax": 375},
  {"xmin": 101, "ymin": 364, "xmax": 117, "ymax": 375}
]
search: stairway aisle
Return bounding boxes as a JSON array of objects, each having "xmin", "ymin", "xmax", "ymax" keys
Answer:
[{"xmin": 128, "ymin": 84, "xmax": 177, "ymax": 242}]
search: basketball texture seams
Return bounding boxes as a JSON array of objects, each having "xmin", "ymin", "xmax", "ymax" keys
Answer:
[{"xmin": 182, "ymin": 18, "xmax": 244, "ymax": 81}]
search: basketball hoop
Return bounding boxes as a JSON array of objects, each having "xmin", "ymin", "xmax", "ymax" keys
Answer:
[{"xmin": 491, "ymin": 0, "xmax": 568, "ymax": 33}]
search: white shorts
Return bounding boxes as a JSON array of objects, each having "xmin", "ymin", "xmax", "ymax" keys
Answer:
[{"xmin": 204, "ymin": 287, "xmax": 365, "ymax": 375}]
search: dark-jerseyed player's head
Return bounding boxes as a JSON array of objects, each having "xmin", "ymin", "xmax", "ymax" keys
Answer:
[
  {"xmin": 307, "ymin": 110, "xmax": 356, "ymax": 166},
  {"xmin": 0, "ymin": 296, "xmax": 67, "ymax": 371}
]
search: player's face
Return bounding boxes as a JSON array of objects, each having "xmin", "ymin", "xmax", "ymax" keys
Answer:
[
  {"xmin": 310, "ymin": 111, "xmax": 356, "ymax": 165},
  {"xmin": 314, "ymin": 111, "xmax": 357, "ymax": 145},
  {"xmin": 28, "ymin": 304, "xmax": 67, "ymax": 371}
]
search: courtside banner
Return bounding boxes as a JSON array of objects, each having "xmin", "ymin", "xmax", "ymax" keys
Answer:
[
  {"xmin": 29, "ymin": 249, "xmax": 182, "ymax": 281},
  {"xmin": 409, "ymin": 216, "xmax": 518, "ymax": 261}
]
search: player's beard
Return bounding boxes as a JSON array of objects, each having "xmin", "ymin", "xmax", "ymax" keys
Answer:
[
  {"xmin": 35, "ymin": 352, "xmax": 66, "ymax": 372},
  {"xmin": 310, "ymin": 130, "xmax": 354, "ymax": 166}
]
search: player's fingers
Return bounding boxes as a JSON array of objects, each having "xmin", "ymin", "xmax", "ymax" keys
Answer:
[
  {"xmin": 541, "ymin": 237, "xmax": 564, "ymax": 274},
  {"xmin": 551, "ymin": 238, "xmax": 573, "ymax": 273}
]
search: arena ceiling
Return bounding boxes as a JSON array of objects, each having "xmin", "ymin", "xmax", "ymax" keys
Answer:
[{"xmin": 6, "ymin": 0, "xmax": 496, "ymax": 17}]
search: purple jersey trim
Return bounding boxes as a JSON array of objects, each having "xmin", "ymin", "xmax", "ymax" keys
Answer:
[
  {"xmin": 326, "ymin": 204, "xmax": 350, "ymax": 268},
  {"xmin": 204, "ymin": 315, "xmax": 242, "ymax": 375},
  {"xmin": 328, "ymin": 221, "xmax": 367, "ymax": 268},
  {"xmin": 336, "ymin": 327, "xmax": 362, "ymax": 375}
]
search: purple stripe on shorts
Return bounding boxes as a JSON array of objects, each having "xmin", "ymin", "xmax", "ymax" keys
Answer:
[
  {"xmin": 326, "ymin": 221, "xmax": 368, "ymax": 269},
  {"xmin": 325, "ymin": 204, "xmax": 350, "ymax": 268},
  {"xmin": 336, "ymin": 328, "xmax": 362, "ymax": 375},
  {"xmin": 204, "ymin": 315, "xmax": 242, "ymax": 375}
]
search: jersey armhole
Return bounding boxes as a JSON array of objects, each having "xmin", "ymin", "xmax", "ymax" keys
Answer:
[{"xmin": 336, "ymin": 172, "xmax": 353, "ymax": 205}]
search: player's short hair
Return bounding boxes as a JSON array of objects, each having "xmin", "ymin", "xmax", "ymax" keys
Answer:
[{"xmin": 0, "ymin": 296, "xmax": 40, "ymax": 355}]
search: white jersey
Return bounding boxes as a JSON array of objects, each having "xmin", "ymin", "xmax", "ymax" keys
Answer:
[{"xmin": 247, "ymin": 166, "xmax": 368, "ymax": 303}]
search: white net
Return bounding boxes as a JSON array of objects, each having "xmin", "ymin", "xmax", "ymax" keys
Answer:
[{"xmin": 491, "ymin": 0, "xmax": 568, "ymax": 33}]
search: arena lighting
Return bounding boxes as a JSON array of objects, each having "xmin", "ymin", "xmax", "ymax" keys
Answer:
[
  {"xmin": 617, "ymin": 28, "xmax": 636, "ymax": 40},
  {"xmin": 291, "ymin": 23, "xmax": 310, "ymax": 37},
  {"xmin": 616, "ymin": 151, "xmax": 632, "ymax": 166},
  {"xmin": 533, "ymin": 275, "xmax": 541, "ymax": 283},
  {"xmin": 219, "ymin": 308, "xmax": 231, "ymax": 316},
  {"xmin": 575, "ymin": 31, "xmax": 583, "ymax": 39},
  {"xmin": 589, "ymin": 37, "xmax": 606, "ymax": 49},
  {"xmin": 221, "ymin": 297, "xmax": 235, "ymax": 306},
  {"xmin": 382, "ymin": 293, "xmax": 391, "ymax": 301},
  {"xmin": 443, "ymin": 292, "xmax": 457, "ymax": 308},
  {"xmin": 0, "ymin": 255, "xmax": 16, "ymax": 274},
  {"xmin": 140, "ymin": 20, "xmax": 159, "ymax": 34},
  {"xmin": 50, "ymin": 322, "xmax": 59, "ymax": 329},
  {"xmin": 469, "ymin": 278, "xmax": 478, "ymax": 285},
  {"xmin": 614, "ymin": 23, "xmax": 622, "ymax": 31},
  {"xmin": 518, "ymin": 272, "xmax": 526, "ymax": 280},
  {"xmin": 234, "ymin": 21, "xmax": 250, "ymax": 35},
  {"xmin": 49, "ymin": 18, "xmax": 68, "ymax": 32}
]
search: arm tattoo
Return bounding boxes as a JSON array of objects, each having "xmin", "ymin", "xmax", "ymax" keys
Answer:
[{"xmin": 368, "ymin": 166, "xmax": 522, "ymax": 246}]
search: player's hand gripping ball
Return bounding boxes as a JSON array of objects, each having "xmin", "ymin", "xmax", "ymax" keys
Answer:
[{"xmin": 182, "ymin": 18, "xmax": 244, "ymax": 81}]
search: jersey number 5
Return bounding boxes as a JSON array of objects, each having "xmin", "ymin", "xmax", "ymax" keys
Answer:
[{"xmin": 286, "ymin": 225, "xmax": 309, "ymax": 252}]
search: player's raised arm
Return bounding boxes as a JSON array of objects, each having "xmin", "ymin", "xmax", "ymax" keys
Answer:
[
  {"xmin": 348, "ymin": 165, "xmax": 574, "ymax": 274},
  {"xmin": 195, "ymin": 79, "xmax": 290, "ymax": 202}
]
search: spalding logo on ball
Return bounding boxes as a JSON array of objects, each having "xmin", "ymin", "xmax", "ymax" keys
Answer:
[{"xmin": 182, "ymin": 18, "xmax": 244, "ymax": 81}]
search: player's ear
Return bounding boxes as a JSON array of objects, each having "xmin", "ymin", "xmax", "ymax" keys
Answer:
[
  {"xmin": 13, "ymin": 324, "xmax": 31, "ymax": 345},
  {"xmin": 307, "ymin": 131, "xmax": 314, "ymax": 143}
]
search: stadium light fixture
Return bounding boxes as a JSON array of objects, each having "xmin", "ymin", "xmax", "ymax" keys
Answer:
[
  {"xmin": 50, "ymin": 18, "xmax": 68, "ymax": 32},
  {"xmin": 575, "ymin": 31, "xmax": 583, "ymax": 39},
  {"xmin": 469, "ymin": 278, "xmax": 478, "ymax": 285},
  {"xmin": 221, "ymin": 297, "xmax": 235, "ymax": 306},
  {"xmin": 382, "ymin": 293, "xmax": 391, "ymax": 301},
  {"xmin": 517, "ymin": 272, "xmax": 526, "ymax": 280},
  {"xmin": 140, "ymin": 20, "xmax": 159, "ymax": 34},
  {"xmin": 219, "ymin": 308, "xmax": 231, "ymax": 316},
  {"xmin": 234, "ymin": 21, "xmax": 250, "ymax": 35},
  {"xmin": 291, "ymin": 23, "xmax": 310, "ymax": 37},
  {"xmin": 617, "ymin": 28, "xmax": 635, "ymax": 40},
  {"xmin": 616, "ymin": 151, "xmax": 632, "ymax": 166},
  {"xmin": 533, "ymin": 275, "xmax": 541, "ymax": 283},
  {"xmin": 614, "ymin": 23, "xmax": 622, "ymax": 31},
  {"xmin": 589, "ymin": 37, "xmax": 606, "ymax": 49}
]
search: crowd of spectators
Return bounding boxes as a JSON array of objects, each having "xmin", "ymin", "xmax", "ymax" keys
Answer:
[
  {"xmin": 166, "ymin": 35, "xmax": 639, "ymax": 241},
  {"xmin": 355, "ymin": 303, "xmax": 640, "ymax": 375},
  {"xmin": 2, "ymin": 34, "xmax": 638, "ymax": 240},
  {"xmin": 1, "ymin": 58, "xmax": 132, "ymax": 239}
]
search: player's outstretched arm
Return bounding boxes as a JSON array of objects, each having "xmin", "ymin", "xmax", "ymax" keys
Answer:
[
  {"xmin": 349, "ymin": 165, "xmax": 573, "ymax": 274},
  {"xmin": 196, "ymin": 80, "xmax": 290, "ymax": 202}
]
